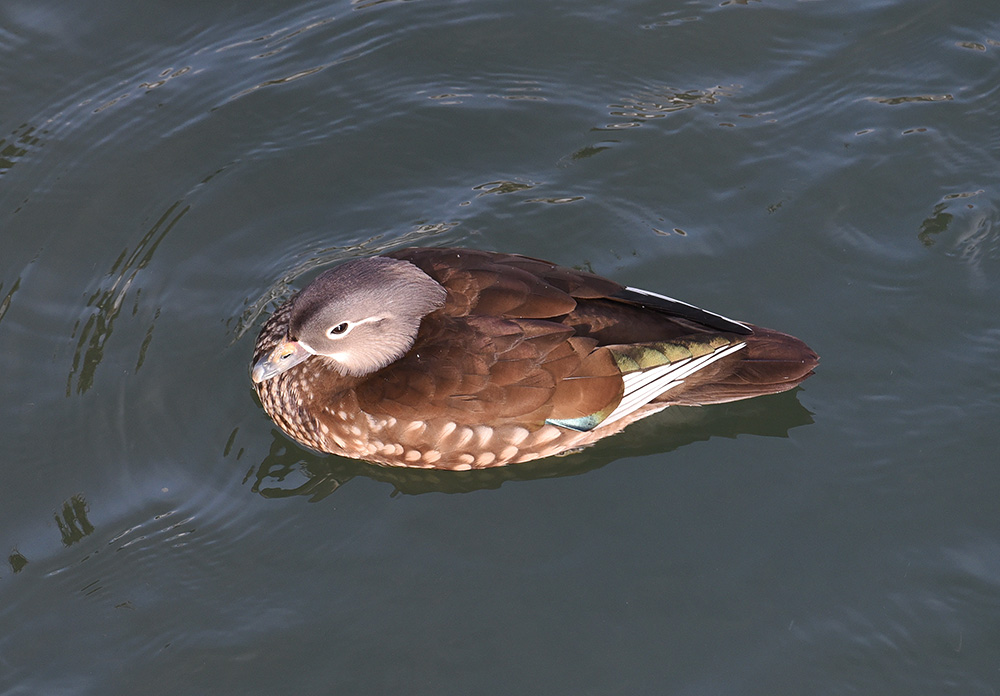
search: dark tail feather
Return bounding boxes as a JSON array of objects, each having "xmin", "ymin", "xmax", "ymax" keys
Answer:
[{"xmin": 665, "ymin": 325, "xmax": 818, "ymax": 406}]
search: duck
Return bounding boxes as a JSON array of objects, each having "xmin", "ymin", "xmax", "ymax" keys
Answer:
[{"xmin": 251, "ymin": 247, "xmax": 818, "ymax": 470}]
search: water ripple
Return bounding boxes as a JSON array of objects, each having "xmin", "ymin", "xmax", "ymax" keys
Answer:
[
  {"xmin": 66, "ymin": 202, "xmax": 187, "ymax": 395},
  {"xmin": 600, "ymin": 84, "xmax": 742, "ymax": 130}
]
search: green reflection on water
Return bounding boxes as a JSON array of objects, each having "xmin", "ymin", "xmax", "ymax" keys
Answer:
[
  {"xmin": 0, "ymin": 277, "xmax": 21, "ymax": 326},
  {"xmin": 66, "ymin": 201, "xmax": 187, "ymax": 395},
  {"xmin": 8, "ymin": 549, "xmax": 28, "ymax": 574},
  {"xmin": 55, "ymin": 495, "xmax": 95, "ymax": 547},
  {"xmin": 0, "ymin": 123, "xmax": 45, "ymax": 178},
  {"xmin": 918, "ymin": 202, "xmax": 953, "ymax": 247}
]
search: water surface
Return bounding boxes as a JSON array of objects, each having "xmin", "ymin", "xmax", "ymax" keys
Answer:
[{"xmin": 2, "ymin": 0, "xmax": 1000, "ymax": 693}]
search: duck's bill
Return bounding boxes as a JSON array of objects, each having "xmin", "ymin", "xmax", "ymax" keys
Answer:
[{"xmin": 251, "ymin": 339, "xmax": 312, "ymax": 383}]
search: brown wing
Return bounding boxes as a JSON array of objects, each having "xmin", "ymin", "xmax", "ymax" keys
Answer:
[
  {"xmin": 383, "ymin": 247, "xmax": 816, "ymax": 416},
  {"xmin": 354, "ymin": 314, "xmax": 622, "ymax": 427},
  {"xmin": 387, "ymin": 247, "xmax": 621, "ymax": 318},
  {"xmin": 388, "ymin": 247, "xmax": 746, "ymax": 344}
]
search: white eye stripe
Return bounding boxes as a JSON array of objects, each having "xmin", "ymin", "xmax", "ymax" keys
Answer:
[{"xmin": 326, "ymin": 315, "xmax": 382, "ymax": 338}]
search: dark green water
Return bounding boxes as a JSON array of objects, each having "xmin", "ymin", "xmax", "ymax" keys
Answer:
[{"xmin": 2, "ymin": 0, "xmax": 999, "ymax": 693}]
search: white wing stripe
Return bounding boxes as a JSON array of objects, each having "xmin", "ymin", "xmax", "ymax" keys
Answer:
[
  {"xmin": 614, "ymin": 354, "xmax": 715, "ymax": 420},
  {"xmin": 621, "ymin": 357, "xmax": 692, "ymax": 393},
  {"xmin": 602, "ymin": 342, "xmax": 746, "ymax": 427},
  {"xmin": 624, "ymin": 286, "xmax": 751, "ymax": 332}
]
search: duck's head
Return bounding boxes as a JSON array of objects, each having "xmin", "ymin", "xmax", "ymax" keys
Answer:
[{"xmin": 251, "ymin": 256, "xmax": 446, "ymax": 383}]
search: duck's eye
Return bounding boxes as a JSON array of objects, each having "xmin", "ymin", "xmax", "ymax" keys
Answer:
[{"xmin": 328, "ymin": 322, "xmax": 350, "ymax": 337}]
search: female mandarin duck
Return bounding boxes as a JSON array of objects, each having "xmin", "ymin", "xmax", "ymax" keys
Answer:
[{"xmin": 252, "ymin": 247, "xmax": 817, "ymax": 470}]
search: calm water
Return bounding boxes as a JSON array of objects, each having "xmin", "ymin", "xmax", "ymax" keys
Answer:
[{"xmin": 2, "ymin": 0, "xmax": 999, "ymax": 693}]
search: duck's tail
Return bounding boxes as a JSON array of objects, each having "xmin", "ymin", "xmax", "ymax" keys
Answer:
[{"xmin": 662, "ymin": 325, "xmax": 818, "ymax": 407}]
